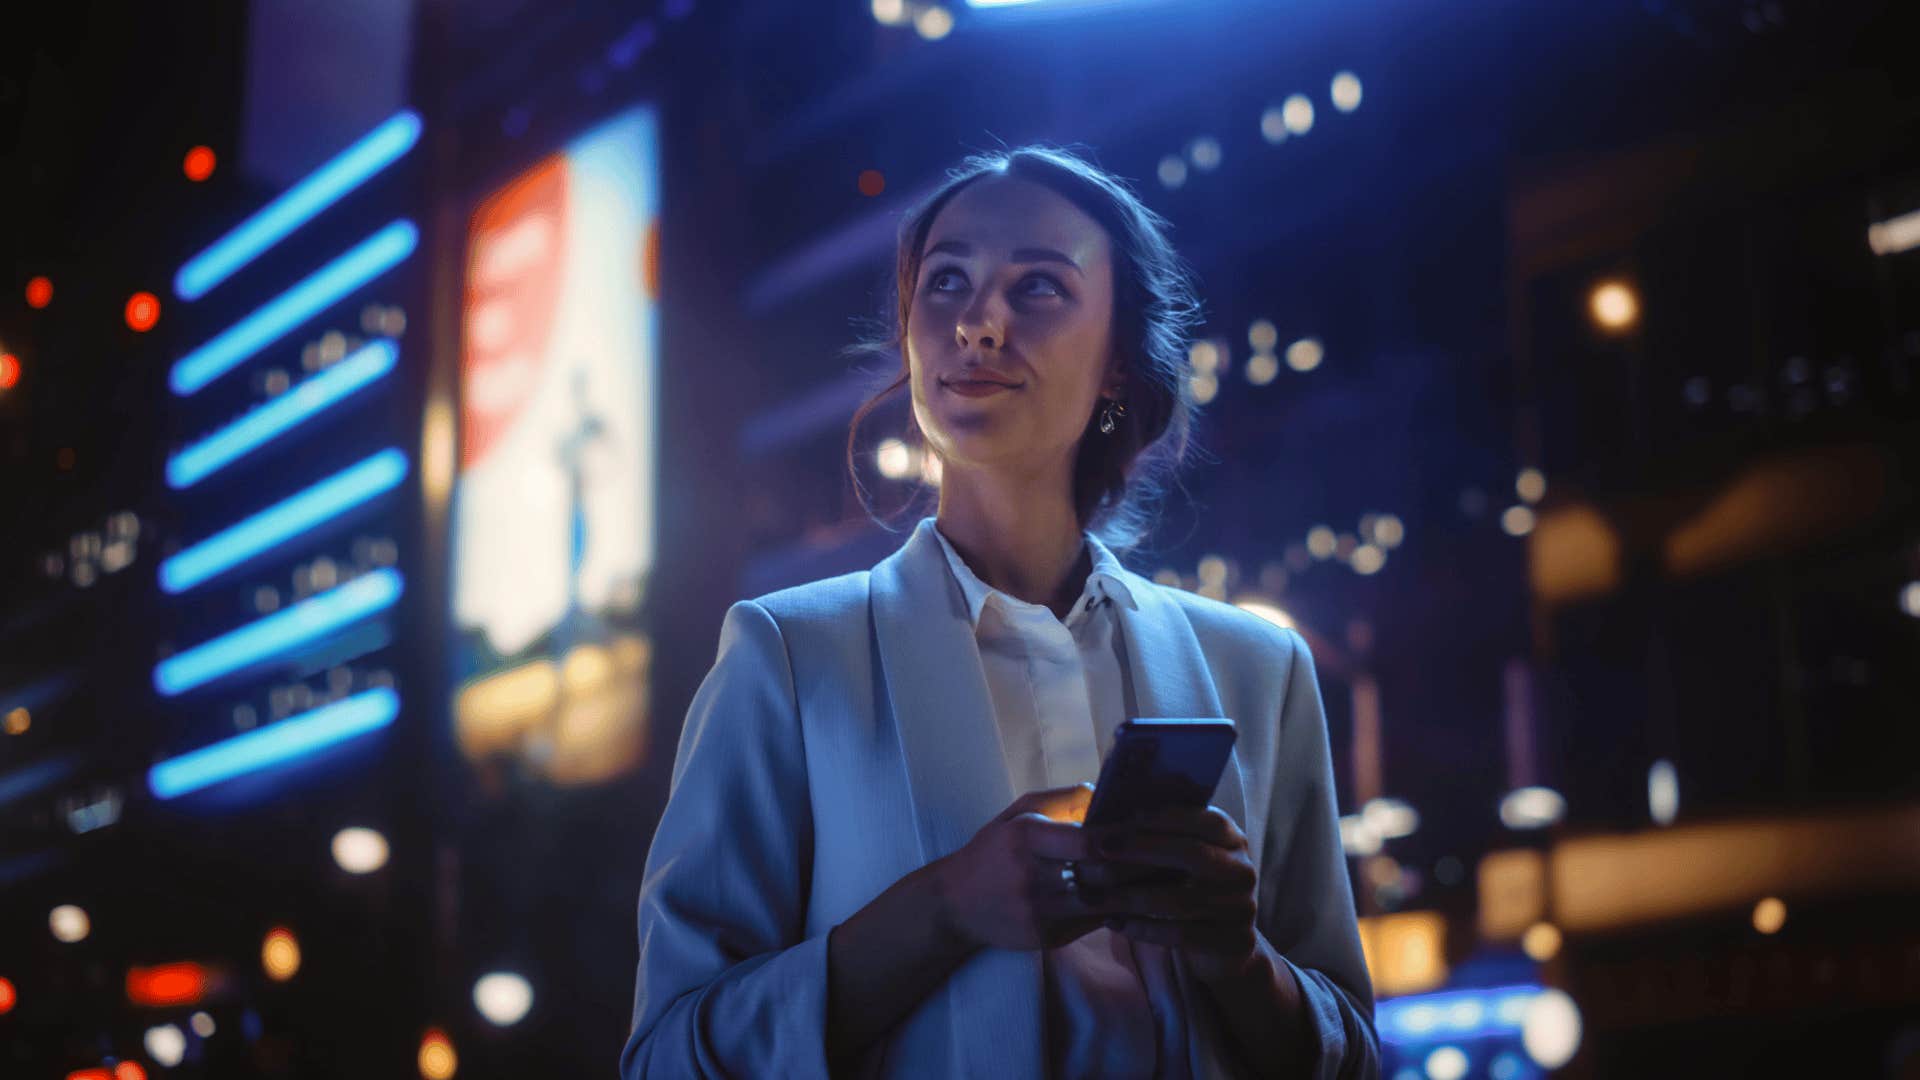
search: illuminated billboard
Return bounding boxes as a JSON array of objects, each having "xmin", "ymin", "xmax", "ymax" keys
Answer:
[{"xmin": 450, "ymin": 106, "xmax": 659, "ymax": 786}]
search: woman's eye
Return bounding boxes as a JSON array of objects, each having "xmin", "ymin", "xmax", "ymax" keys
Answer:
[
  {"xmin": 927, "ymin": 269, "xmax": 967, "ymax": 293},
  {"xmin": 1020, "ymin": 275, "xmax": 1065, "ymax": 298}
]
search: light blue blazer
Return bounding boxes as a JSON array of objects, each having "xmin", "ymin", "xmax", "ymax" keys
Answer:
[{"xmin": 622, "ymin": 520, "xmax": 1378, "ymax": 1078}]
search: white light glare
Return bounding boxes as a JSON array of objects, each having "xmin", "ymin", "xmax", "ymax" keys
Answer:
[
  {"xmin": 876, "ymin": 438, "xmax": 914, "ymax": 480},
  {"xmin": 50, "ymin": 904, "xmax": 90, "ymax": 943},
  {"xmin": 474, "ymin": 971, "xmax": 535, "ymax": 1026},
  {"xmin": 1282, "ymin": 94, "xmax": 1315, "ymax": 135},
  {"xmin": 1522, "ymin": 988, "xmax": 1582, "ymax": 1068},
  {"xmin": 871, "ymin": 0, "xmax": 909, "ymax": 25},
  {"xmin": 914, "ymin": 5, "xmax": 955, "ymax": 40},
  {"xmin": 1232, "ymin": 597, "xmax": 1294, "ymax": 630},
  {"xmin": 192, "ymin": 1010, "xmax": 217, "ymax": 1037},
  {"xmin": 1338, "ymin": 814, "xmax": 1382, "ymax": 857},
  {"xmin": 1425, "ymin": 1045, "xmax": 1469, "ymax": 1080},
  {"xmin": 1285, "ymin": 337, "xmax": 1323, "ymax": 372},
  {"xmin": 1362, "ymin": 797, "xmax": 1420, "ymax": 839},
  {"xmin": 1501, "ymin": 506, "xmax": 1536, "ymax": 537},
  {"xmin": 1516, "ymin": 467, "xmax": 1546, "ymax": 504},
  {"xmin": 1351, "ymin": 544, "xmax": 1386, "ymax": 576},
  {"xmin": 1500, "ymin": 786, "xmax": 1566, "ymax": 830},
  {"xmin": 1188, "ymin": 136, "xmax": 1222, "ymax": 172},
  {"xmin": 1900, "ymin": 581, "xmax": 1920, "ymax": 618},
  {"xmin": 1157, "ymin": 155, "xmax": 1188, "ymax": 189},
  {"xmin": 146, "ymin": 1024, "xmax": 187, "ymax": 1067},
  {"xmin": 332, "ymin": 826, "xmax": 390, "ymax": 874},
  {"xmin": 1868, "ymin": 208, "xmax": 1920, "ymax": 256},
  {"xmin": 1331, "ymin": 71, "xmax": 1364, "ymax": 113},
  {"xmin": 1648, "ymin": 759, "xmax": 1679, "ymax": 826}
]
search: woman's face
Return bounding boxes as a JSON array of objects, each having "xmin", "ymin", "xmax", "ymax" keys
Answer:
[{"xmin": 906, "ymin": 175, "xmax": 1119, "ymax": 480}]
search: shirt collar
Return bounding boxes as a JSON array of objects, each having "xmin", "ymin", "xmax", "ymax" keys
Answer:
[{"xmin": 923, "ymin": 517, "xmax": 1138, "ymax": 629}]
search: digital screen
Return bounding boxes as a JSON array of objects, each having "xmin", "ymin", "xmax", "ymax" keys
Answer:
[{"xmin": 450, "ymin": 106, "xmax": 660, "ymax": 786}]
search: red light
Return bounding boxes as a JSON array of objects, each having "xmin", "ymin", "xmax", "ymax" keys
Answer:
[
  {"xmin": 67, "ymin": 1071, "xmax": 111, "ymax": 1080},
  {"xmin": 0, "ymin": 976, "xmax": 15, "ymax": 1013},
  {"xmin": 858, "ymin": 169, "xmax": 886, "ymax": 197},
  {"xmin": 0, "ymin": 354, "xmax": 19, "ymax": 390},
  {"xmin": 125, "ymin": 292, "xmax": 161, "ymax": 333},
  {"xmin": 115, "ymin": 1063, "xmax": 148, "ymax": 1080},
  {"xmin": 183, "ymin": 145, "xmax": 217, "ymax": 183},
  {"xmin": 25, "ymin": 276, "xmax": 53, "ymax": 309},
  {"xmin": 126, "ymin": 962, "xmax": 208, "ymax": 1007}
]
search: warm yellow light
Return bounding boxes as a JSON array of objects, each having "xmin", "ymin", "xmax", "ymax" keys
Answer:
[
  {"xmin": 1373, "ymin": 514, "xmax": 1405, "ymax": 548},
  {"xmin": 421, "ymin": 397, "xmax": 456, "ymax": 510},
  {"xmin": 262, "ymin": 927, "xmax": 301, "ymax": 981},
  {"xmin": 3, "ymin": 707, "xmax": 27, "ymax": 735},
  {"xmin": 1196, "ymin": 555, "xmax": 1228, "ymax": 587},
  {"xmin": 418, "ymin": 1028, "xmax": 458, "ymax": 1080},
  {"xmin": 1351, "ymin": 544, "xmax": 1386, "ymax": 575},
  {"xmin": 1355, "ymin": 910, "xmax": 1448, "ymax": 996},
  {"xmin": 1516, "ymin": 467, "xmax": 1546, "ymax": 503},
  {"xmin": 871, "ymin": 0, "xmax": 908, "ymax": 25},
  {"xmin": 1588, "ymin": 280, "xmax": 1640, "ymax": 333},
  {"xmin": 562, "ymin": 644, "xmax": 614, "ymax": 693},
  {"xmin": 1247, "ymin": 319, "xmax": 1278, "ymax": 352},
  {"xmin": 1752, "ymin": 896, "xmax": 1786, "ymax": 934},
  {"xmin": 332, "ymin": 827, "xmax": 390, "ymax": 875},
  {"xmin": 1521, "ymin": 921, "xmax": 1562, "ymax": 961},
  {"xmin": 1233, "ymin": 597, "xmax": 1293, "ymax": 630},
  {"xmin": 1282, "ymin": 93, "xmax": 1315, "ymax": 135},
  {"xmin": 1502, "ymin": 505, "xmax": 1537, "ymax": 537},
  {"xmin": 50, "ymin": 904, "xmax": 90, "ymax": 943},
  {"xmin": 1188, "ymin": 340, "xmax": 1221, "ymax": 374},
  {"xmin": 1246, "ymin": 352, "xmax": 1279, "ymax": 385},
  {"xmin": 1306, "ymin": 525, "xmax": 1336, "ymax": 559},
  {"xmin": 1190, "ymin": 371, "xmax": 1218, "ymax": 405},
  {"xmin": 1285, "ymin": 337, "xmax": 1323, "ymax": 372},
  {"xmin": 1331, "ymin": 71, "xmax": 1363, "ymax": 113},
  {"xmin": 913, "ymin": 5, "xmax": 953, "ymax": 41}
]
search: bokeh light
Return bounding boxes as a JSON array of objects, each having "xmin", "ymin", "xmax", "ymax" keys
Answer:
[
  {"xmin": 1157, "ymin": 155, "xmax": 1188, "ymax": 189},
  {"xmin": 0, "ymin": 353, "xmax": 19, "ymax": 391},
  {"xmin": 1588, "ymin": 280, "xmax": 1639, "ymax": 333},
  {"xmin": 418, "ymin": 1028, "xmax": 458, "ymax": 1080},
  {"xmin": 1282, "ymin": 93, "xmax": 1315, "ymax": 135},
  {"xmin": 876, "ymin": 437, "xmax": 913, "ymax": 480},
  {"xmin": 913, "ymin": 5, "xmax": 953, "ymax": 41},
  {"xmin": 25, "ymin": 275, "xmax": 53, "ymax": 308},
  {"xmin": 1516, "ymin": 467, "xmax": 1546, "ymax": 503},
  {"xmin": 0, "ymin": 976, "xmax": 14, "ymax": 1014},
  {"xmin": 1752, "ymin": 896, "xmax": 1786, "ymax": 934},
  {"xmin": 1425, "ymin": 1045, "xmax": 1469, "ymax": 1080},
  {"xmin": 183, "ymin": 145, "xmax": 217, "ymax": 182},
  {"xmin": 871, "ymin": 0, "xmax": 908, "ymax": 26},
  {"xmin": 50, "ymin": 904, "xmax": 91, "ymax": 943},
  {"xmin": 1331, "ymin": 71, "xmax": 1364, "ymax": 112},
  {"xmin": 125, "ymin": 292, "xmax": 161, "ymax": 333},
  {"xmin": 332, "ymin": 827, "xmax": 390, "ymax": 874},
  {"xmin": 145, "ymin": 1025, "xmax": 186, "ymax": 1068},
  {"xmin": 1501, "ymin": 505, "xmax": 1536, "ymax": 537},
  {"xmin": 1522, "ymin": 922, "xmax": 1562, "ymax": 961},
  {"xmin": 1522, "ymin": 989, "xmax": 1582, "ymax": 1068},
  {"xmin": 473, "ymin": 971, "xmax": 535, "ymax": 1026},
  {"xmin": 857, "ymin": 169, "xmax": 885, "ymax": 197},
  {"xmin": 1245, "ymin": 352, "xmax": 1279, "ymax": 385},
  {"xmin": 262, "ymin": 926, "xmax": 301, "ymax": 981},
  {"xmin": 1285, "ymin": 337, "xmax": 1324, "ymax": 372}
]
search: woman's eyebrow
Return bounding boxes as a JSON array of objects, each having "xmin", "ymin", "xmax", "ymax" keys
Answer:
[{"xmin": 924, "ymin": 238, "xmax": 1083, "ymax": 274}]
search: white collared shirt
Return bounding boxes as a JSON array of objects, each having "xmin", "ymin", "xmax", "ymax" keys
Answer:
[{"xmin": 931, "ymin": 524, "xmax": 1191, "ymax": 1080}]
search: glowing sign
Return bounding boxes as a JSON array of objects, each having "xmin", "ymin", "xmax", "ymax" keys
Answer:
[
  {"xmin": 148, "ymin": 687, "xmax": 399, "ymax": 798},
  {"xmin": 160, "ymin": 448, "xmax": 407, "ymax": 593},
  {"xmin": 175, "ymin": 110, "xmax": 422, "ymax": 301},
  {"xmin": 168, "ymin": 339, "xmax": 399, "ymax": 488},
  {"xmin": 171, "ymin": 220, "xmax": 417, "ymax": 396},
  {"xmin": 450, "ymin": 106, "xmax": 658, "ymax": 786},
  {"xmin": 154, "ymin": 568, "xmax": 403, "ymax": 695}
]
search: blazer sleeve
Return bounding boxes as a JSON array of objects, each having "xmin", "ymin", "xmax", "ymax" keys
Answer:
[
  {"xmin": 1258, "ymin": 628, "xmax": 1381, "ymax": 1080},
  {"xmin": 620, "ymin": 600, "xmax": 832, "ymax": 1080}
]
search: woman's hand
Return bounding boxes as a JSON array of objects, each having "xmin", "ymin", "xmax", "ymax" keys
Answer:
[
  {"xmin": 931, "ymin": 784, "xmax": 1107, "ymax": 952},
  {"xmin": 1091, "ymin": 805, "xmax": 1262, "ymax": 984}
]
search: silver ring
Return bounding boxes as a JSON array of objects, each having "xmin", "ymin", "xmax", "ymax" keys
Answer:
[{"xmin": 1060, "ymin": 860, "xmax": 1080, "ymax": 895}]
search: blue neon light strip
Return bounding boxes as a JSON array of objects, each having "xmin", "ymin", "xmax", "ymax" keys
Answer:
[
  {"xmin": 148, "ymin": 687, "xmax": 399, "ymax": 799},
  {"xmin": 170, "ymin": 220, "xmax": 419, "ymax": 397},
  {"xmin": 167, "ymin": 340, "xmax": 399, "ymax": 489},
  {"xmin": 1375, "ymin": 985, "xmax": 1542, "ymax": 1045},
  {"xmin": 174, "ymin": 110, "xmax": 423, "ymax": 301},
  {"xmin": 153, "ymin": 568, "xmax": 403, "ymax": 696},
  {"xmin": 159, "ymin": 449, "xmax": 408, "ymax": 594}
]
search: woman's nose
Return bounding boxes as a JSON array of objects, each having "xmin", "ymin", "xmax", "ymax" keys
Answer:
[{"xmin": 955, "ymin": 294, "xmax": 1007, "ymax": 351}]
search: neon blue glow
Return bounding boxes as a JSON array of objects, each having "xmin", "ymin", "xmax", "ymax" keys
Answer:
[
  {"xmin": 170, "ymin": 220, "xmax": 418, "ymax": 397},
  {"xmin": 174, "ymin": 111, "xmax": 423, "ymax": 301},
  {"xmin": 167, "ymin": 340, "xmax": 399, "ymax": 489},
  {"xmin": 153, "ymin": 568, "xmax": 403, "ymax": 696},
  {"xmin": 159, "ymin": 449, "xmax": 408, "ymax": 594},
  {"xmin": 148, "ymin": 687, "xmax": 399, "ymax": 798},
  {"xmin": 1376, "ymin": 985, "xmax": 1542, "ymax": 1045}
]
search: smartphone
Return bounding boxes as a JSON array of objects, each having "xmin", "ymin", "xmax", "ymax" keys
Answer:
[{"xmin": 1085, "ymin": 718, "xmax": 1237, "ymax": 828}]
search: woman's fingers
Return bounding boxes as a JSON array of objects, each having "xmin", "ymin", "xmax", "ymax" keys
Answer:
[
  {"xmin": 999, "ymin": 783, "xmax": 1094, "ymax": 824},
  {"xmin": 1096, "ymin": 881, "xmax": 1256, "ymax": 923},
  {"xmin": 1092, "ymin": 831, "xmax": 1252, "ymax": 885},
  {"xmin": 1119, "ymin": 805, "xmax": 1244, "ymax": 847}
]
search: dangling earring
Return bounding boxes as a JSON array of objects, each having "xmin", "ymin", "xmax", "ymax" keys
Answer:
[{"xmin": 1098, "ymin": 398, "xmax": 1128, "ymax": 435}]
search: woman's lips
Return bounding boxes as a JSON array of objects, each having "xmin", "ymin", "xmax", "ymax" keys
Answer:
[{"xmin": 942, "ymin": 378, "xmax": 1022, "ymax": 398}]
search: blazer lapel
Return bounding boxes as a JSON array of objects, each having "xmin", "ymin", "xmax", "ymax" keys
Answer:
[
  {"xmin": 1112, "ymin": 570, "xmax": 1250, "ymax": 832},
  {"xmin": 870, "ymin": 520, "xmax": 1044, "ymax": 1078}
]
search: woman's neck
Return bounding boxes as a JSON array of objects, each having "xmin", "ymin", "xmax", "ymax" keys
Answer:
[{"xmin": 934, "ymin": 466, "xmax": 1089, "ymax": 619}]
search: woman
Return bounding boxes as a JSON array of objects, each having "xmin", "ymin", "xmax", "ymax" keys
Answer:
[{"xmin": 622, "ymin": 147, "xmax": 1378, "ymax": 1079}]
